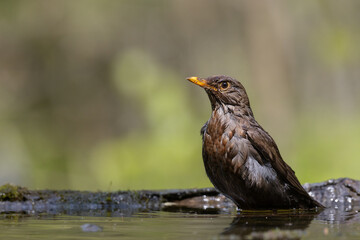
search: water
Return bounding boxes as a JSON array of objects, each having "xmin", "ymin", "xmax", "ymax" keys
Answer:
[{"xmin": 1, "ymin": 209, "xmax": 360, "ymax": 239}]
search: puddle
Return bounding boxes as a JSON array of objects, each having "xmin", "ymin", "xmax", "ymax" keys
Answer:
[
  {"xmin": 1, "ymin": 179, "xmax": 360, "ymax": 239},
  {"xmin": 1, "ymin": 207, "xmax": 359, "ymax": 239}
]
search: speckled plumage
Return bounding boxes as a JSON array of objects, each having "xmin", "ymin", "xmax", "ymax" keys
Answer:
[{"xmin": 188, "ymin": 75, "xmax": 323, "ymax": 209}]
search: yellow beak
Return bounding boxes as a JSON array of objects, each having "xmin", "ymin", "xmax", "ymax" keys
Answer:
[{"xmin": 186, "ymin": 77, "xmax": 217, "ymax": 91}]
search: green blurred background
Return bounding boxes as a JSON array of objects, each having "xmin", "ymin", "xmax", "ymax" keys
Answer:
[{"xmin": 0, "ymin": 0, "xmax": 359, "ymax": 190}]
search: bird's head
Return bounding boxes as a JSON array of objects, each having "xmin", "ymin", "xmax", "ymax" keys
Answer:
[{"xmin": 187, "ymin": 75, "xmax": 251, "ymax": 112}]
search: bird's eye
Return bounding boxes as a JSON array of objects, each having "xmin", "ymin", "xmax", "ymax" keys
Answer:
[{"xmin": 219, "ymin": 81, "xmax": 230, "ymax": 90}]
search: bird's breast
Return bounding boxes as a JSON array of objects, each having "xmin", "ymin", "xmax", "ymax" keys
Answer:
[
  {"xmin": 203, "ymin": 110, "xmax": 281, "ymax": 190},
  {"xmin": 203, "ymin": 111, "xmax": 247, "ymax": 169},
  {"xmin": 203, "ymin": 112, "xmax": 230, "ymax": 161}
]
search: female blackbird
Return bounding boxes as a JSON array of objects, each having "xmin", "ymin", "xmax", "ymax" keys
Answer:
[{"xmin": 187, "ymin": 75, "xmax": 323, "ymax": 209}]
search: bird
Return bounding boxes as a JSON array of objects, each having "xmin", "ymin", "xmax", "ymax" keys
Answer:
[{"xmin": 187, "ymin": 75, "xmax": 323, "ymax": 210}]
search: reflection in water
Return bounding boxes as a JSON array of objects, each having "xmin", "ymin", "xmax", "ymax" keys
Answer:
[
  {"xmin": 162, "ymin": 205, "xmax": 222, "ymax": 214},
  {"xmin": 222, "ymin": 210, "xmax": 321, "ymax": 239}
]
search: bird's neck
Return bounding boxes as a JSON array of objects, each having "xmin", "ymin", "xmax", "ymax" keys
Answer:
[{"xmin": 214, "ymin": 103, "xmax": 254, "ymax": 120}]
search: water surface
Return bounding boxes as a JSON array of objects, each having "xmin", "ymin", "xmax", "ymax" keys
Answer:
[{"xmin": 1, "ymin": 208, "xmax": 359, "ymax": 239}]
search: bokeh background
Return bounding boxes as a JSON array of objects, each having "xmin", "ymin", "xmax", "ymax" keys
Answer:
[{"xmin": 0, "ymin": 0, "xmax": 359, "ymax": 190}]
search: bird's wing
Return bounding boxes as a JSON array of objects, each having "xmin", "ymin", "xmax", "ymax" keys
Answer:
[{"xmin": 245, "ymin": 125, "xmax": 309, "ymax": 197}]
